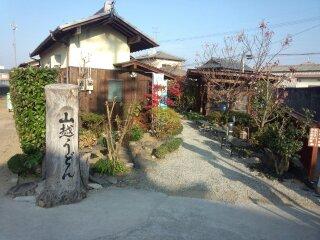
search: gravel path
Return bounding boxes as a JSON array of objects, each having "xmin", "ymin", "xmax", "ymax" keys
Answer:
[{"xmin": 123, "ymin": 120, "xmax": 320, "ymax": 212}]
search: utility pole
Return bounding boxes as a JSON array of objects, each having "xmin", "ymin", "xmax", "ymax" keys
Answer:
[
  {"xmin": 11, "ymin": 22, "xmax": 17, "ymax": 67},
  {"xmin": 152, "ymin": 27, "xmax": 159, "ymax": 41}
]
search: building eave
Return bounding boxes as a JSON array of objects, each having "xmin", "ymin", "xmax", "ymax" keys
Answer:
[{"xmin": 30, "ymin": 13, "xmax": 159, "ymax": 57}]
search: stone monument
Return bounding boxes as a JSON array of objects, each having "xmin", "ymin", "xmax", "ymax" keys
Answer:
[{"xmin": 36, "ymin": 84, "xmax": 86, "ymax": 208}]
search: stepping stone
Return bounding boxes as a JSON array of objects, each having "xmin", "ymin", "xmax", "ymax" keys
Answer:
[
  {"xmin": 89, "ymin": 175, "xmax": 110, "ymax": 187},
  {"xmin": 88, "ymin": 183, "xmax": 103, "ymax": 190},
  {"xmin": 106, "ymin": 176, "xmax": 117, "ymax": 184}
]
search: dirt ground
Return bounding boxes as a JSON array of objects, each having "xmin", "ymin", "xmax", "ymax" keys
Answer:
[{"xmin": 0, "ymin": 97, "xmax": 22, "ymax": 195}]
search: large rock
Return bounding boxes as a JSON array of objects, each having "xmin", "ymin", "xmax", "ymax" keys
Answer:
[{"xmin": 128, "ymin": 142, "xmax": 156, "ymax": 170}]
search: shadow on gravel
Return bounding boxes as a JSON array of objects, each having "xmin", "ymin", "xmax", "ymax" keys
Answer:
[
  {"xmin": 121, "ymin": 168, "xmax": 211, "ymax": 201},
  {"xmin": 183, "ymin": 121, "xmax": 320, "ymax": 229}
]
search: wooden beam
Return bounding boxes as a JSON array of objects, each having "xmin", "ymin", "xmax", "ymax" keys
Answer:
[{"xmin": 127, "ymin": 35, "xmax": 141, "ymax": 45}]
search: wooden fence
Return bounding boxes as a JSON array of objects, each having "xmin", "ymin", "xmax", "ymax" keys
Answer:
[{"xmin": 59, "ymin": 67, "xmax": 151, "ymax": 114}]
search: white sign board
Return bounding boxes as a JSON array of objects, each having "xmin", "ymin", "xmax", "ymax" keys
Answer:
[{"xmin": 152, "ymin": 73, "xmax": 167, "ymax": 108}]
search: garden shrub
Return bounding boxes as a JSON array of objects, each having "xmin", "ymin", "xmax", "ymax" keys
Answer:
[
  {"xmin": 229, "ymin": 111, "xmax": 254, "ymax": 128},
  {"xmin": 207, "ymin": 110, "xmax": 254, "ymax": 127},
  {"xmin": 7, "ymin": 154, "xmax": 26, "ymax": 174},
  {"xmin": 152, "ymin": 107, "xmax": 183, "ymax": 139},
  {"xmin": 9, "ymin": 67, "xmax": 58, "ymax": 154},
  {"xmin": 154, "ymin": 138, "xmax": 183, "ymax": 159},
  {"xmin": 97, "ymin": 135, "xmax": 107, "ymax": 147},
  {"xmin": 185, "ymin": 111, "xmax": 205, "ymax": 121},
  {"xmin": 129, "ymin": 124, "xmax": 144, "ymax": 141},
  {"xmin": 80, "ymin": 112, "xmax": 105, "ymax": 134},
  {"xmin": 79, "ymin": 129, "xmax": 97, "ymax": 149},
  {"xmin": 7, "ymin": 152, "xmax": 43, "ymax": 175},
  {"xmin": 172, "ymin": 124, "xmax": 183, "ymax": 136},
  {"xmin": 255, "ymin": 108, "xmax": 312, "ymax": 176},
  {"xmin": 92, "ymin": 159, "xmax": 127, "ymax": 176},
  {"xmin": 207, "ymin": 111, "xmax": 222, "ymax": 125}
]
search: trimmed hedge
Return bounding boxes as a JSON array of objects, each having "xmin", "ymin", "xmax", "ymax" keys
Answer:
[
  {"xmin": 152, "ymin": 107, "xmax": 183, "ymax": 139},
  {"xmin": 10, "ymin": 67, "xmax": 58, "ymax": 154},
  {"xmin": 154, "ymin": 138, "xmax": 183, "ymax": 159}
]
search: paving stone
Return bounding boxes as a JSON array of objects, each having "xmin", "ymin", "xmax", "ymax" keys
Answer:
[{"xmin": 13, "ymin": 196, "xmax": 36, "ymax": 203}]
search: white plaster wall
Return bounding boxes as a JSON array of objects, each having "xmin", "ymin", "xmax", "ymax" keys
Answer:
[
  {"xmin": 69, "ymin": 25, "xmax": 130, "ymax": 69},
  {"xmin": 141, "ymin": 59, "xmax": 183, "ymax": 69},
  {"xmin": 40, "ymin": 25, "xmax": 130, "ymax": 69},
  {"xmin": 40, "ymin": 42, "xmax": 67, "ymax": 68}
]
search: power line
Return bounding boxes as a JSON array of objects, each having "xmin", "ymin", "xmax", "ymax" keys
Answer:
[
  {"xmin": 160, "ymin": 16, "xmax": 320, "ymax": 43},
  {"xmin": 278, "ymin": 52, "xmax": 320, "ymax": 56},
  {"xmin": 178, "ymin": 23, "xmax": 320, "ymax": 64},
  {"xmin": 272, "ymin": 23, "xmax": 320, "ymax": 44}
]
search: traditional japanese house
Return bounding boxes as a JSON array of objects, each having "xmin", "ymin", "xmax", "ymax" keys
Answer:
[{"xmin": 29, "ymin": 1, "xmax": 176, "ymax": 114}]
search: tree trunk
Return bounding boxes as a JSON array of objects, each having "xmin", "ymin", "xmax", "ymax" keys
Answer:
[{"xmin": 36, "ymin": 84, "xmax": 86, "ymax": 208}]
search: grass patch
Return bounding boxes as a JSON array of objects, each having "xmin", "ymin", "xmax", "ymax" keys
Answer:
[
  {"xmin": 154, "ymin": 138, "xmax": 183, "ymax": 159},
  {"xmin": 92, "ymin": 159, "xmax": 127, "ymax": 176}
]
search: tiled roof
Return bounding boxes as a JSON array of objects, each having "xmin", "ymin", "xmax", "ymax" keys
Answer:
[
  {"xmin": 30, "ymin": 6, "xmax": 158, "ymax": 56},
  {"xmin": 271, "ymin": 63, "xmax": 320, "ymax": 72},
  {"xmin": 136, "ymin": 51, "xmax": 185, "ymax": 62},
  {"xmin": 160, "ymin": 65, "xmax": 186, "ymax": 77},
  {"xmin": 199, "ymin": 58, "xmax": 252, "ymax": 71}
]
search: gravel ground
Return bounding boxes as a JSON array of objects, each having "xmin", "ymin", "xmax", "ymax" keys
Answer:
[{"xmin": 122, "ymin": 120, "xmax": 320, "ymax": 211}]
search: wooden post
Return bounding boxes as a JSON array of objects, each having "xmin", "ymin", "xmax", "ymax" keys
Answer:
[
  {"xmin": 307, "ymin": 127, "xmax": 320, "ymax": 181},
  {"xmin": 37, "ymin": 84, "xmax": 86, "ymax": 208},
  {"xmin": 310, "ymin": 146, "xmax": 318, "ymax": 180}
]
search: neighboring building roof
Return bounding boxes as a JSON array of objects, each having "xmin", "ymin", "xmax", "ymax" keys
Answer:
[
  {"xmin": 199, "ymin": 58, "xmax": 252, "ymax": 71},
  {"xmin": 136, "ymin": 51, "xmax": 185, "ymax": 62},
  {"xmin": 114, "ymin": 60, "xmax": 177, "ymax": 79},
  {"xmin": 0, "ymin": 69, "xmax": 10, "ymax": 74},
  {"xmin": 271, "ymin": 62, "xmax": 320, "ymax": 73},
  {"xmin": 19, "ymin": 59, "xmax": 40, "ymax": 68},
  {"xmin": 160, "ymin": 65, "xmax": 186, "ymax": 77},
  {"xmin": 30, "ymin": 8, "xmax": 158, "ymax": 57}
]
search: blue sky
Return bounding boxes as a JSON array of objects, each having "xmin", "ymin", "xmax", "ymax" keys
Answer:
[{"xmin": 0, "ymin": 0, "xmax": 319, "ymax": 68}]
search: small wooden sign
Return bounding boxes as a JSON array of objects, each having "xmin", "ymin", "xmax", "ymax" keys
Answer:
[{"xmin": 308, "ymin": 128, "xmax": 320, "ymax": 147}]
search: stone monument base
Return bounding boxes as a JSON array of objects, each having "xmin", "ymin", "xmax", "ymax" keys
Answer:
[{"xmin": 36, "ymin": 188, "xmax": 86, "ymax": 208}]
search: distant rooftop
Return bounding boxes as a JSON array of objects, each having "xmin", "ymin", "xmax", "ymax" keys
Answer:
[
  {"xmin": 199, "ymin": 58, "xmax": 252, "ymax": 71},
  {"xmin": 271, "ymin": 62, "xmax": 320, "ymax": 72},
  {"xmin": 136, "ymin": 51, "xmax": 185, "ymax": 62},
  {"xmin": 0, "ymin": 69, "xmax": 10, "ymax": 74},
  {"xmin": 160, "ymin": 65, "xmax": 186, "ymax": 77}
]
